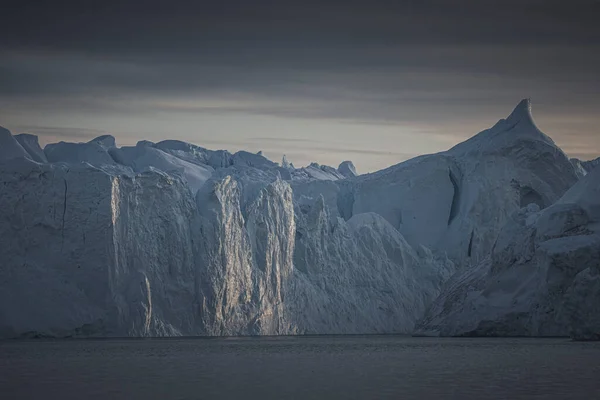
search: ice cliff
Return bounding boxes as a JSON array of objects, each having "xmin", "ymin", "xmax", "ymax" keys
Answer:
[
  {"xmin": 0, "ymin": 99, "xmax": 598, "ymax": 339},
  {"xmin": 415, "ymin": 166, "xmax": 600, "ymax": 339}
]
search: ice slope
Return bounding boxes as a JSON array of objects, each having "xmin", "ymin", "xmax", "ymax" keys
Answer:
[
  {"xmin": 154, "ymin": 139, "xmax": 235, "ymax": 169},
  {"xmin": 89, "ymin": 135, "xmax": 117, "ymax": 149},
  {"xmin": 0, "ymin": 126, "xmax": 31, "ymax": 161},
  {"xmin": 415, "ymin": 166, "xmax": 600, "ymax": 339},
  {"xmin": 145, "ymin": 140, "xmax": 345, "ymax": 185},
  {"xmin": 571, "ymin": 156, "xmax": 600, "ymax": 178},
  {"xmin": 109, "ymin": 143, "xmax": 214, "ymax": 194},
  {"xmin": 45, "ymin": 138, "xmax": 118, "ymax": 167},
  {"xmin": 15, "ymin": 134, "xmax": 48, "ymax": 163},
  {"xmin": 583, "ymin": 156, "xmax": 600, "ymax": 172},
  {"xmin": 349, "ymin": 99, "xmax": 578, "ymax": 265},
  {"xmin": 232, "ymin": 150, "xmax": 278, "ymax": 169},
  {"xmin": 291, "ymin": 162, "xmax": 346, "ymax": 181}
]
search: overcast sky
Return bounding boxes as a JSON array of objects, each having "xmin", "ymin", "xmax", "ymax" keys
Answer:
[{"xmin": 1, "ymin": 0, "xmax": 599, "ymax": 172}]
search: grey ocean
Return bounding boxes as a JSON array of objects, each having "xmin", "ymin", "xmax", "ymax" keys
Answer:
[{"xmin": 1, "ymin": 336, "xmax": 599, "ymax": 399}]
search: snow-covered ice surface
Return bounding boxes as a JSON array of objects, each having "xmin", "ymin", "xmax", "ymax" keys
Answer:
[
  {"xmin": 109, "ymin": 143, "xmax": 214, "ymax": 194},
  {"xmin": 0, "ymin": 99, "xmax": 598, "ymax": 339},
  {"xmin": 350, "ymin": 99, "xmax": 577, "ymax": 266}
]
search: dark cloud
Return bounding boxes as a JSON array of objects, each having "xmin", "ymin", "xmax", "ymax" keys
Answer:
[
  {"xmin": 1, "ymin": 0, "xmax": 599, "ymax": 170},
  {"xmin": 2, "ymin": 1, "xmax": 599, "ymax": 52},
  {"xmin": 1, "ymin": 48, "xmax": 598, "ymax": 118}
]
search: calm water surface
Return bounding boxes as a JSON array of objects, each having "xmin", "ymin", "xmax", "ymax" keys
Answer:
[{"xmin": 1, "ymin": 336, "xmax": 599, "ymax": 399}]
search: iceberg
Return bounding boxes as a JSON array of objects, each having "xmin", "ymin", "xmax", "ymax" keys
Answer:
[{"xmin": 0, "ymin": 99, "xmax": 597, "ymax": 339}]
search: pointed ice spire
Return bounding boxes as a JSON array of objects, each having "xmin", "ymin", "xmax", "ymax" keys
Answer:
[
  {"xmin": 505, "ymin": 98, "xmax": 536, "ymax": 128},
  {"xmin": 281, "ymin": 154, "xmax": 291, "ymax": 169},
  {"xmin": 448, "ymin": 98, "xmax": 555, "ymax": 155}
]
